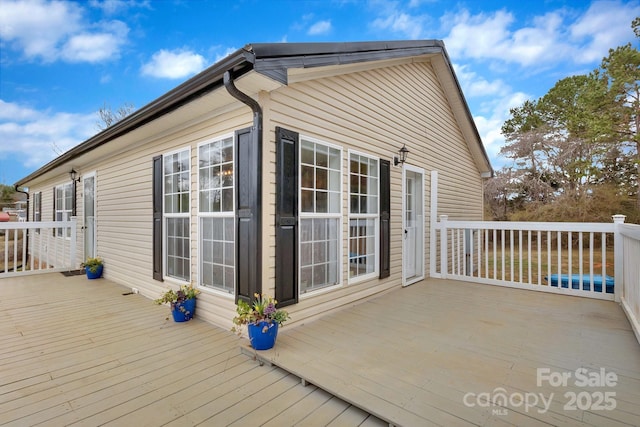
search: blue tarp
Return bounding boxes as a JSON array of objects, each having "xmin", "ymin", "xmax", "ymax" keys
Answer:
[{"xmin": 545, "ymin": 274, "xmax": 614, "ymax": 294}]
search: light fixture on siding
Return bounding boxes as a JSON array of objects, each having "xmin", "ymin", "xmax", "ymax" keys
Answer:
[
  {"xmin": 69, "ymin": 169, "xmax": 80, "ymax": 182},
  {"xmin": 394, "ymin": 144, "xmax": 409, "ymax": 166}
]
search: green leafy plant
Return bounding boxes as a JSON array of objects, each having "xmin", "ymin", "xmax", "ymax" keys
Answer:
[
  {"xmin": 81, "ymin": 256, "xmax": 103, "ymax": 274},
  {"xmin": 232, "ymin": 293, "xmax": 290, "ymax": 334},
  {"xmin": 154, "ymin": 283, "xmax": 200, "ymax": 314}
]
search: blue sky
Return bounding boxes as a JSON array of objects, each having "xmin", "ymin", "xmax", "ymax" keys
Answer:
[{"xmin": 1, "ymin": 0, "xmax": 639, "ymax": 185}]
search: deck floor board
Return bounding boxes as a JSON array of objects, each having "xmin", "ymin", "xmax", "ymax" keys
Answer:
[
  {"xmin": 0, "ymin": 274, "xmax": 384, "ymax": 426},
  {"xmin": 253, "ymin": 279, "xmax": 640, "ymax": 427},
  {"xmin": 2, "ymin": 273, "xmax": 639, "ymax": 426}
]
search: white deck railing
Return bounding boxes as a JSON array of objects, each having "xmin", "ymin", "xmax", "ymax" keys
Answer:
[
  {"xmin": 432, "ymin": 214, "xmax": 640, "ymax": 343},
  {"xmin": 433, "ymin": 216, "xmax": 629, "ymax": 301},
  {"xmin": 0, "ymin": 219, "xmax": 78, "ymax": 278},
  {"xmin": 618, "ymin": 222, "xmax": 640, "ymax": 344}
]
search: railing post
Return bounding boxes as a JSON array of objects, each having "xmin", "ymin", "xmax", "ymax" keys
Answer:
[
  {"xmin": 70, "ymin": 217, "xmax": 78, "ymax": 271},
  {"xmin": 440, "ymin": 215, "xmax": 448, "ymax": 279},
  {"xmin": 612, "ymin": 214, "xmax": 626, "ymax": 303}
]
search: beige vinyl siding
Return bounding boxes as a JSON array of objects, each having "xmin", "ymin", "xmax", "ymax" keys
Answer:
[
  {"xmin": 262, "ymin": 59, "xmax": 483, "ymax": 324},
  {"xmin": 21, "ymin": 57, "xmax": 484, "ymax": 331},
  {"xmin": 92, "ymin": 106, "xmax": 252, "ymax": 328}
]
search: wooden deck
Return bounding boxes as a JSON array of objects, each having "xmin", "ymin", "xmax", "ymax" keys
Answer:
[
  {"xmin": 253, "ymin": 279, "xmax": 640, "ymax": 427},
  {"xmin": 0, "ymin": 274, "xmax": 385, "ymax": 426},
  {"xmin": 1, "ymin": 274, "xmax": 639, "ymax": 426}
]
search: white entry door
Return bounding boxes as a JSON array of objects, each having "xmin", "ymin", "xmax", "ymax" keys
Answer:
[
  {"xmin": 403, "ymin": 167, "xmax": 424, "ymax": 286},
  {"xmin": 83, "ymin": 174, "xmax": 96, "ymax": 259}
]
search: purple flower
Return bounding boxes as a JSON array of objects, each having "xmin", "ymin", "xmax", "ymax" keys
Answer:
[{"xmin": 264, "ymin": 303, "xmax": 276, "ymax": 316}]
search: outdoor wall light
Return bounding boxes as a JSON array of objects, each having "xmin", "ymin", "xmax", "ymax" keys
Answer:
[
  {"xmin": 394, "ymin": 144, "xmax": 409, "ymax": 166},
  {"xmin": 69, "ymin": 169, "xmax": 80, "ymax": 182}
]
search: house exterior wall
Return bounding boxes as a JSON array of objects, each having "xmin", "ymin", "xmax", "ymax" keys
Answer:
[
  {"xmin": 261, "ymin": 59, "xmax": 483, "ymax": 324},
  {"xmin": 25, "ymin": 57, "xmax": 484, "ymax": 330},
  {"xmin": 28, "ymin": 177, "xmax": 80, "ymax": 269}
]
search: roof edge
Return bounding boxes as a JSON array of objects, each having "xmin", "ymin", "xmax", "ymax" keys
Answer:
[{"xmin": 15, "ymin": 47, "xmax": 254, "ymax": 187}]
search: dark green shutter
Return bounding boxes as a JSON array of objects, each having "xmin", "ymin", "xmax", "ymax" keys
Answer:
[
  {"xmin": 275, "ymin": 127, "xmax": 299, "ymax": 307},
  {"xmin": 235, "ymin": 127, "xmax": 262, "ymax": 303},
  {"xmin": 379, "ymin": 159, "xmax": 390, "ymax": 279},
  {"xmin": 152, "ymin": 155, "xmax": 163, "ymax": 281}
]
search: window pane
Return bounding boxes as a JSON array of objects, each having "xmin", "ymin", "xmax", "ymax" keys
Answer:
[
  {"xmin": 300, "ymin": 242, "xmax": 312, "ymax": 266},
  {"xmin": 328, "ymin": 170, "xmax": 340, "ymax": 192},
  {"xmin": 350, "ymin": 195, "xmax": 358, "ymax": 213},
  {"xmin": 301, "ymin": 165, "xmax": 314, "ymax": 189},
  {"xmin": 301, "ymin": 140, "xmax": 314, "ymax": 164},
  {"xmin": 349, "ymin": 153, "xmax": 379, "ymax": 279},
  {"xmin": 328, "ymin": 193, "xmax": 340, "ymax": 213},
  {"xmin": 300, "ymin": 219, "xmax": 312, "ymax": 241},
  {"xmin": 299, "ymin": 218, "xmax": 339, "ymax": 294},
  {"xmin": 299, "ymin": 140, "xmax": 341, "ymax": 294},
  {"xmin": 316, "ymin": 191, "xmax": 327, "ymax": 213},
  {"xmin": 316, "ymin": 146, "xmax": 328, "ymax": 167},
  {"xmin": 350, "ymin": 174, "xmax": 359, "ymax": 195},
  {"xmin": 313, "ymin": 218, "xmax": 326, "ymax": 240},
  {"xmin": 200, "ymin": 216, "xmax": 234, "ymax": 293},
  {"xmin": 199, "ymin": 137, "xmax": 233, "ymax": 214},
  {"xmin": 166, "ymin": 218, "xmax": 190, "ymax": 281},
  {"xmin": 316, "ymin": 168, "xmax": 327, "ymax": 190},
  {"xmin": 222, "ymin": 188, "xmax": 233, "ymax": 212},
  {"xmin": 222, "ymin": 163, "xmax": 233, "ymax": 187},
  {"xmin": 329, "ymin": 148, "xmax": 340, "ymax": 169},
  {"xmin": 221, "ymin": 138, "xmax": 233, "ymax": 162},
  {"xmin": 301, "ymin": 190, "xmax": 314, "ymax": 212}
]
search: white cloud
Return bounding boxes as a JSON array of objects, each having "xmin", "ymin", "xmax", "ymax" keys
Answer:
[
  {"xmin": 141, "ymin": 49, "xmax": 207, "ymax": 79},
  {"xmin": 0, "ymin": 99, "xmax": 40, "ymax": 121},
  {"xmin": 474, "ymin": 91, "xmax": 531, "ymax": 164},
  {"xmin": 453, "ymin": 64, "xmax": 510, "ymax": 98},
  {"xmin": 443, "ymin": 1, "xmax": 639, "ymax": 70},
  {"xmin": 213, "ymin": 47, "xmax": 238, "ymax": 63},
  {"xmin": 89, "ymin": 0, "xmax": 150, "ymax": 15},
  {"xmin": 570, "ymin": 0, "xmax": 640, "ymax": 63},
  {"xmin": 0, "ymin": 100, "xmax": 96, "ymax": 168},
  {"xmin": 0, "ymin": 0, "xmax": 129, "ymax": 63},
  {"xmin": 371, "ymin": 9, "xmax": 426, "ymax": 39},
  {"xmin": 62, "ymin": 21, "xmax": 129, "ymax": 63},
  {"xmin": 368, "ymin": 0, "xmax": 433, "ymax": 39},
  {"xmin": 308, "ymin": 20, "xmax": 332, "ymax": 35}
]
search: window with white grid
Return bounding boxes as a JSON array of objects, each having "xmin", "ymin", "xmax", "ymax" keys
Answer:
[
  {"xmin": 299, "ymin": 137, "xmax": 341, "ymax": 294},
  {"xmin": 348, "ymin": 152, "xmax": 378, "ymax": 280},
  {"xmin": 163, "ymin": 148, "xmax": 190, "ymax": 281},
  {"xmin": 55, "ymin": 183, "xmax": 72, "ymax": 238},
  {"xmin": 198, "ymin": 136, "xmax": 235, "ymax": 294}
]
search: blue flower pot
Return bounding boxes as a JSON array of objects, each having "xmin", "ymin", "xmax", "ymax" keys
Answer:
[
  {"xmin": 248, "ymin": 321, "xmax": 279, "ymax": 350},
  {"xmin": 171, "ymin": 298, "xmax": 196, "ymax": 322},
  {"xmin": 86, "ymin": 264, "xmax": 103, "ymax": 279}
]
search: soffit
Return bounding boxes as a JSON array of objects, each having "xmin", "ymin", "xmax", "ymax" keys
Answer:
[
  {"xmin": 286, "ymin": 55, "xmax": 436, "ymax": 84},
  {"xmin": 26, "ymin": 72, "xmax": 283, "ymax": 188}
]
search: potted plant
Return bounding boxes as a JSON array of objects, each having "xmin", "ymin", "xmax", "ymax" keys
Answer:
[
  {"xmin": 81, "ymin": 256, "xmax": 104, "ymax": 279},
  {"xmin": 154, "ymin": 283, "xmax": 201, "ymax": 322},
  {"xmin": 232, "ymin": 293, "xmax": 290, "ymax": 350}
]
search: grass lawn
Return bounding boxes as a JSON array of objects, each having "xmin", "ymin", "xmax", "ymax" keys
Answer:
[{"xmin": 469, "ymin": 246, "xmax": 615, "ymax": 285}]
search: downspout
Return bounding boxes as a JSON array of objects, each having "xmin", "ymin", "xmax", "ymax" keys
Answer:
[
  {"xmin": 223, "ymin": 71, "xmax": 263, "ymax": 129},
  {"xmin": 14, "ymin": 184, "xmax": 30, "ymax": 270},
  {"xmin": 223, "ymin": 70, "xmax": 263, "ymax": 299}
]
